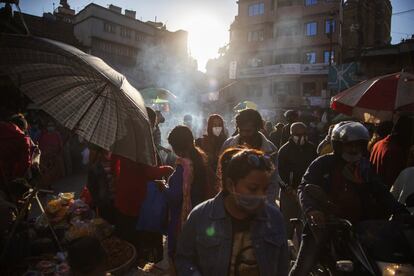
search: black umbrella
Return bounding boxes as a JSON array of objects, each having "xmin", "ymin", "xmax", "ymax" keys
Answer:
[{"xmin": 0, "ymin": 33, "xmax": 156, "ymax": 165}]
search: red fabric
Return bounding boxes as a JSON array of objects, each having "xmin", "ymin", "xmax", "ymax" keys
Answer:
[
  {"xmin": 0, "ymin": 122, "xmax": 31, "ymax": 182},
  {"xmin": 330, "ymin": 100, "xmax": 354, "ymax": 116},
  {"xmin": 332, "ymin": 73, "xmax": 401, "ymax": 112},
  {"xmin": 38, "ymin": 131, "xmax": 63, "ymax": 154},
  {"xmin": 113, "ymin": 155, "xmax": 172, "ymax": 217},
  {"xmin": 80, "ymin": 186, "xmax": 93, "ymax": 206},
  {"xmin": 357, "ymin": 74, "xmax": 398, "ymax": 110},
  {"xmin": 370, "ymin": 135, "xmax": 406, "ymax": 188}
]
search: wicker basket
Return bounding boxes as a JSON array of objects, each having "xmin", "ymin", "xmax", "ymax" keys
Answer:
[{"xmin": 105, "ymin": 241, "xmax": 136, "ymax": 275}]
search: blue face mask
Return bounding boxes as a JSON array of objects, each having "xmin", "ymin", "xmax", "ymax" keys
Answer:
[{"xmin": 232, "ymin": 191, "xmax": 267, "ymax": 212}]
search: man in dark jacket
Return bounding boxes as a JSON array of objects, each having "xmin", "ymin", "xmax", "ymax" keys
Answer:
[
  {"xmin": 278, "ymin": 122, "xmax": 316, "ymax": 238},
  {"xmin": 270, "ymin": 122, "xmax": 284, "ymax": 148},
  {"xmin": 280, "ymin": 110, "xmax": 299, "ymax": 147},
  {"xmin": 290, "ymin": 122, "xmax": 408, "ymax": 276}
]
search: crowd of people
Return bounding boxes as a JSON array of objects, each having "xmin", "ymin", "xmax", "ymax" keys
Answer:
[{"xmin": 1, "ymin": 105, "xmax": 413, "ymax": 275}]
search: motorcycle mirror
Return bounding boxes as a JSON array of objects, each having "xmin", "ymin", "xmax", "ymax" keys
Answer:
[
  {"xmin": 405, "ymin": 193, "xmax": 414, "ymax": 208},
  {"xmin": 336, "ymin": 260, "xmax": 354, "ymax": 272}
]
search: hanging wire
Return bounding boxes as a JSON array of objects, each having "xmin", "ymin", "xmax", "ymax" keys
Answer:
[{"xmin": 393, "ymin": 8, "xmax": 414, "ymax": 16}]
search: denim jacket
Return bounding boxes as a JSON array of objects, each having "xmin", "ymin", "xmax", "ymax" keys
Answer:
[{"xmin": 175, "ymin": 192, "xmax": 289, "ymax": 276}]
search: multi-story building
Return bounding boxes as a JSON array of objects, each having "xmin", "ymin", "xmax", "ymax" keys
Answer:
[
  {"xmin": 74, "ymin": 4, "xmax": 187, "ymax": 66},
  {"xmin": 341, "ymin": 0, "xmax": 392, "ymax": 63},
  {"xmin": 3, "ymin": 0, "xmax": 83, "ymax": 48},
  {"xmin": 73, "ymin": 3, "xmax": 192, "ymax": 87},
  {"xmin": 359, "ymin": 36, "xmax": 414, "ymax": 78},
  {"xmin": 223, "ymin": 0, "xmax": 341, "ymax": 115}
]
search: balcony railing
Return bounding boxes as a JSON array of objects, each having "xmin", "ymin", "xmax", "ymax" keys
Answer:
[{"xmin": 237, "ymin": 63, "xmax": 329, "ymax": 78}]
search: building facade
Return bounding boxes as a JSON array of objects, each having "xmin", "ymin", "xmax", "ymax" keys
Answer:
[
  {"xmin": 359, "ymin": 37, "xmax": 414, "ymax": 78},
  {"xmin": 222, "ymin": 0, "xmax": 341, "ymax": 115},
  {"xmin": 341, "ymin": 0, "xmax": 392, "ymax": 62},
  {"xmin": 73, "ymin": 3, "xmax": 192, "ymax": 88},
  {"xmin": 221, "ymin": 0, "xmax": 392, "ymax": 116}
]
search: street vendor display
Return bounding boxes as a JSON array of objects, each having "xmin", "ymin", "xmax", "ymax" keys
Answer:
[{"xmin": 19, "ymin": 192, "xmax": 136, "ymax": 275}]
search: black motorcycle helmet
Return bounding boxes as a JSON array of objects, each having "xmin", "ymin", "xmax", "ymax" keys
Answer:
[{"xmin": 331, "ymin": 121, "xmax": 370, "ymax": 155}]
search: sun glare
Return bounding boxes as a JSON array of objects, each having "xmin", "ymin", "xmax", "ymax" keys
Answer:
[{"xmin": 182, "ymin": 13, "xmax": 228, "ymax": 72}]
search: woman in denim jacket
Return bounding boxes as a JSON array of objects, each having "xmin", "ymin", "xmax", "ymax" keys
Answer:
[{"xmin": 176, "ymin": 148, "xmax": 289, "ymax": 276}]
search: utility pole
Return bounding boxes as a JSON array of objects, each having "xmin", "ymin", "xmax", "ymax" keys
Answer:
[{"xmin": 328, "ymin": 11, "xmax": 335, "ymax": 66}]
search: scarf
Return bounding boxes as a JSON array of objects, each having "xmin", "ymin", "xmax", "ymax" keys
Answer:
[{"xmin": 176, "ymin": 157, "xmax": 194, "ymax": 229}]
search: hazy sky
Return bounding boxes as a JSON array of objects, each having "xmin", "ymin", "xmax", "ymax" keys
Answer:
[{"xmin": 16, "ymin": 0, "xmax": 414, "ymax": 71}]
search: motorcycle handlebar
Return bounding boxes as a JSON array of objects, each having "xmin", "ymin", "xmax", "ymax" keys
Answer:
[{"xmin": 311, "ymin": 218, "xmax": 353, "ymax": 229}]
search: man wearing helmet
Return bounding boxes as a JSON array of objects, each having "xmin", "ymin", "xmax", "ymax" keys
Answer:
[{"xmin": 290, "ymin": 121, "xmax": 408, "ymax": 276}]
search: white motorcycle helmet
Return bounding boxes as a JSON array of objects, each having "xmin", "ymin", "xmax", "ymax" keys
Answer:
[{"xmin": 331, "ymin": 121, "xmax": 370, "ymax": 156}]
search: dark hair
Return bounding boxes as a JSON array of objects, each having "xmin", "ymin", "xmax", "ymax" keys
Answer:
[
  {"xmin": 236, "ymin": 109, "xmax": 263, "ymax": 130},
  {"xmin": 9, "ymin": 113, "xmax": 28, "ymax": 132},
  {"xmin": 67, "ymin": 236, "xmax": 106, "ymax": 274},
  {"xmin": 376, "ymin": 121, "xmax": 393, "ymax": 138},
  {"xmin": 146, "ymin": 107, "xmax": 157, "ymax": 128},
  {"xmin": 155, "ymin": 110, "xmax": 165, "ymax": 123},
  {"xmin": 218, "ymin": 147, "xmax": 274, "ymax": 195},
  {"xmin": 184, "ymin": 114, "xmax": 192, "ymax": 121},
  {"xmin": 284, "ymin": 110, "xmax": 299, "ymax": 122},
  {"xmin": 265, "ymin": 121, "xmax": 273, "ymax": 129},
  {"xmin": 168, "ymin": 125, "xmax": 207, "ymax": 191},
  {"xmin": 275, "ymin": 122, "xmax": 284, "ymax": 129},
  {"xmin": 391, "ymin": 116, "xmax": 413, "ymax": 148}
]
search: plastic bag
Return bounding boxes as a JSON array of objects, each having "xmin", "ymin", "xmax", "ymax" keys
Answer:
[{"xmin": 136, "ymin": 181, "xmax": 168, "ymax": 234}]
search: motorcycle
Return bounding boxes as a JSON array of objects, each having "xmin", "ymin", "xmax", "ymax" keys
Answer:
[{"xmin": 291, "ymin": 184, "xmax": 414, "ymax": 275}]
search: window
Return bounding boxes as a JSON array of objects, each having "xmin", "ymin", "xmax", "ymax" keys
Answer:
[
  {"xmin": 120, "ymin": 27, "xmax": 131, "ymax": 38},
  {"xmin": 247, "ymin": 57, "xmax": 263, "ymax": 67},
  {"xmin": 103, "ymin": 22, "xmax": 116, "ymax": 33},
  {"xmin": 305, "ymin": 0, "xmax": 317, "ymax": 6},
  {"xmin": 135, "ymin": 31, "xmax": 145, "ymax": 41},
  {"xmin": 248, "ymin": 30, "xmax": 264, "ymax": 42},
  {"xmin": 248, "ymin": 3, "xmax": 265, "ymax": 16},
  {"xmin": 303, "ymin": 82, "xmax": 318, "ymax": 96},
  {"xmin": 306, "ymin": 22, "xmax": 317, "ymax": 36},
  {"xmin": 274, "ymin": 53, "xmax": 299, "ymax": 64},
  {"xmin": 273, "ymin": 81, "xmax": 298, "ymax": 95},
  {"xmin": 305, "ymin": 52, "xmax": 316, "ymax": 64},
  {"xmin": 277, "ymin": 24, "xmax": 300, "ymax": 37},
  {"xmin": 279, "ymin": 0, "xmax": 293, "ymax": 7},
  {"xmin": 324, "ymin": 50, "xmax": 334, "ymax": 64},
  {"xmin": 325, "ymin": 19, "xmax": 336, "ymax": 33}
]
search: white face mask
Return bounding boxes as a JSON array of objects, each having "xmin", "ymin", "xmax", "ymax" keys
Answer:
[
  {"xmin": 212, "ymin": 127, "xmax": 222, "ymax": 137},
  {"xmin": 292, "ymin": 135, "xmax": 307, "ymax": 145}
]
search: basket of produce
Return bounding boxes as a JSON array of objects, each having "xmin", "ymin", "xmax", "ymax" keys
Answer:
[{"xmin": 102, "ymin": 237, "xmax": 136, "ymax": 275}]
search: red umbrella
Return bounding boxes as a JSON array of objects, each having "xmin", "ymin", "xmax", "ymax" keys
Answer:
[{"xmin": 331, "ymin": 72, "xmax": 414, "ymax": 123}]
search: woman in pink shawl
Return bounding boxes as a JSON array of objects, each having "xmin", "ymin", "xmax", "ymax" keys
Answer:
[{"xmin": 165, "ymin": 125, "xmax": 212, "ymax": 268}]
